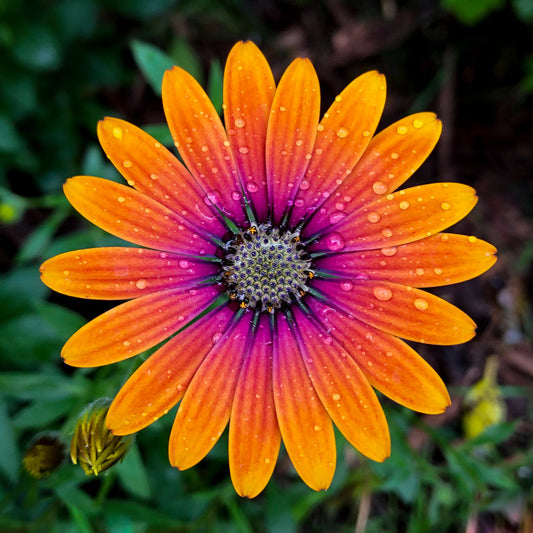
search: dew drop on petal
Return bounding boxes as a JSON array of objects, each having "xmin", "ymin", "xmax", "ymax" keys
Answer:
[
  {"xmin": 399, "ymin": 200, "xmax": 410, "ymax": 210},
  {"xmin": 468, "ymin": 236, "xmax": 477, "ymax": 243},
  {"xmin": 332, "ymin": 393, "xmax": 341, "ymax": 401},
  {"xmin": 390, "ymin": 152, "xmax": 399, "ymax": 160},
  {"xmin": 325, "ymin": 232, "xmax": 346, "ymax": 251},
  {"xmin": 178, "ymin": 259, "xmax": 190, "ymax": 269},
  {"xmin": 112, "ymin": 127, "xmax": 123, "ymax": 139},
  {"xmin": 299, "ymin": 179, "xmax": 310, "ymax": 190},
  {"xmin": 329, "ymin": 212, "xmax": 346, "ymax": 224},
  {"xmin": 441, "ymin": 202, "xmax": 451, "ymax": 210},
  {"xmin": 367, "ymin": 212, "xmax": 381, "ymax": 223},
  {"xmin": 341, "ymin": 281, "xmax": 353, "ymax": 292},
  {"xmin": 397, "ymin": 125, "xmax": 408, "ymax": 135},
  {"xmin": 246, "ymin": 181, "xmax": 258, "ymax": 193},
  {"xmin": 413, "ymin": 118, "xmax": 424, "ymax": 129},
  {"xmin": 234, "ymin": 118, "xmax": 245, "ymax": 128},
  {"xmin": 414, "ymin": 298, "xmax": 429, "ymax": 311},
  {"xmin": 294, "ymin": 197, "xmax": 305, "ymax": 208},
  {"xmin": 238, "ymin": 146, "xmax": 249, "ymax": 154},
  {"xmin": 123, "ymin": 160, "xmax": 133, "ymax": 168},
  {"xmin": 336, "ymin": 127, "xmax": 349, "ymax": 138},
  {"xmin": 117, "ymin": 196, "xmax": 125, "ymax": 203},
  {"xmin": 136, "ymin": 279, "xmax": 147, "ymax": 289},
  {"xmin": 314, "ymin": 425, "xmax": 321, "ymax": 431},
  {"xmin": 150, "ymin": 173, "xmax": 158, "ymax": 180},
  {"xmin": 231, "ymin": 190, "xmax": 242, "ymax": 201},
  {"xmin": 381, "ymin": 246, "xmax": 397, "ymax": 256},
  {"xmin": 372, "ymin": 181, "xmax": 388, "ymax": 194},
  {"xmin": 382, "ymin": 228, "xmax": 393, "ymax": 238},
  {"xmin": 373, "ymin": 285, "xmax": 392, "ymax": 301},
  {"xmin": 433, "ymin": 267, "xmax": 443, "ymax": 275},
  {"xmin": 416, "ymin": 268, "xmax": 425, "ymax": 276}
]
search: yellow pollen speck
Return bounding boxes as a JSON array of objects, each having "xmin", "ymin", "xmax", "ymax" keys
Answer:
[
  {"xmin": 397, "ymin": 125, "xmax": 408, "ymax": 135},
  {"xmin": 414, "ymin": 298, "xmax": 429, "ymax": 311},
  {"xmin": 336, "ymin": 127, "xmax": 349, "ymax": 138},
  {"xmin": 413, "ymin": 119, "xmax": 424, "ymax": 128},
  {"xmin": 112, "ymin": 127, "xmax": 123, "ymax": 139}
]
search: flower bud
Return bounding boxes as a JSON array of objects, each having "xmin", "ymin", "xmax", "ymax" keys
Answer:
[
  {"xmin": 23, "ymin": 431, "xmax": 66, "ymax": 478},
  {"xmin": 71, "ymin": 398, "xmax": 133, "ymax": 476}
]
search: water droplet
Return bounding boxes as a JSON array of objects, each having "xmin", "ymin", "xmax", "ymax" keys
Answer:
[
  {"xmin": 381, "ymin": 246, "xmax": 397, "ymax": 256},
  {"xmin": 294, "ymin": 197, "xmax": 305, "ymax": 208},
  {"xmin": 238, "ymin": 146, "xmax": 249, "ymax": 154},
  {"xmin": 332, "ymin": 393, "xmax": 341, "ymax": 401},
  {"xmin": 413, "ymin": 118, "xmax": 424, "ymax": 129},
  {"xmin": 246, "ymin": 181, "xmax": 258, "ymax": 193},
  {"xmin": 390, "ymin": 152, "xmax": 399, "ymax": 160},
  {"xmin": 123, "ymin": 160, "xmax": 132, "ymax": 168},
  {"xmin": 295, "ymin": 139, "xmax": 304, "ymax": 147},
  {"xmin": 397, "ymin": 125, "xmax": 408, "ymax": 135},
  {"xmin": 372, "ymin": 181, "xmax": 387, "ymax": 194},
  {"xmin": 441, "ymin": 202, "xmax": 451, "ymax": 210},
  {"xmin": 314, "ymin": 425, "xmax": 321, "ymax": 431},
  {"xmin": 335, "ymin": 95, "xmax": 342, "ymax": 102},
  {"xmin": 329, "ymin": 212, "xmax": 346, "ymax": 224},
  {"xmin": 136, "ymin": 279, "xmax": 147, "ymax": 289},
  {"xmin": 178, "ymin": 259, "xmax": 190, "ymax": 269},
  {"xmin": 433, "ymin": 267, "xmax": 442, "ymax": 275},
  {"xmin": 414, "ymin": 298, "xmax": 429, "ymax": 311},
  {"xmin": 468, "ymin": 236, "xmax": 477, "ymax": 243},
  {"xmin": 299, "ymin": 179, "xmax": 310, "ymax": 190},
  {"xmin": 117, "ymin": 196, "xmax": 125, "ymax": 203},
  {"xmin": 317, "ymin": 124, "xmax": 325, "ymax": 132},
  {"xmin": 203, "ymin": 190, "xmax": 220, "ymax": 205},
  {"xmin": 341, "ymin": 281, "xmax": 353, "ymax": 291},
  {"xmin": 150, "ymin": 173, "xmax": 158, "ymax": 180},
  {"xmin": 367, "ymin": 212, "xmax": 381, "ymax": 223},
  {"xmin": 123, "ymin": 340, "xmax": 131, "ymax": 347},
  {"xmin": 212, "ymin": 332, "xmax": 222, "ymax": 344},
  {"xmin": 362, "ymin": 130, "xmax": 371, "ymax": 137},
  {"xmin": 200, "ymin": 145, "xmax": 209, "ymax": 152},
  {"xmin": 373, "ymin": 285, "xmax": 392, "ymax": 301},
  {"xmin": 279, "ymin": 106, "xmax": 287, "ymax": 112},
  {"xmin": 355, "ymin": 273, "xmax": 370, "ymax": 281},
  {"xmin": 336, "ymin": 127, "xmax": 349, "ymax": 138},
  {"xmin": 234, "ymin": 118, "xmax": 245, "ymax": 128},
  {"xmin": 382, "ymin": 228, "xmax": 393, "ymax": 237},
  {"xmin": 325, "ymin": 232, "xmax": 346, "ymax": 251},
  {"xmin": 335, "ymin": 202, "xmax": 345, "ymax": 211},
  {"xmin": 399, "ymin": 200, "xmax": 410, "ymax": 210},
  {"xmin": 415, "ymin": 268, "xmax": 425, "ymax": 276},
  {"xmin": 322, "ymin": 336, "xmax": 333, "ymax": 345},
  {"xmin": 112, "ymin": 127, "xmax": 123, "ymax": 139}
]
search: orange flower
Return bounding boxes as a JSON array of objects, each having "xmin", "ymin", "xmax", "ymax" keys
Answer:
[{"xmin": 40, "ymin": 41, "xmax": 496, "ymax": 497}]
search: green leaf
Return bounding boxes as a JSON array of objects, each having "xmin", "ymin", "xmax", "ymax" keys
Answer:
[
  {"xmin": 12, "ymin": 23, "xmax": 62, "ymax": 71},
  {"xmin": 513, "ymin": 0, "xmax": 533, "ymax": 22},
  {"xmin": 0, "ymin": 115, "xmax": 24, "ymax": 153},
  {"xmin": 143, "ymin": 123, "xmax": 173, "ymax": 146},
  {"xmin": 441, "ymin": 0, "xmax": 505, "ymax": 25},
  {"xmin": 131, "ymin": 40, "xmax": 175, "ymax": 96},
  {"xmin": 169, "ymin": 37, "xmax": 203, "ymax": 84},
  {"xmin": 0, "ymin": 397, "xmax": 20, "ymax": 483},
  {"xmin": 208, "ymin": 59, "xmax": 224, "ymax": 115},
  {"xmin": 116, "ymin": 443, "xmax": 151, "ymax": 499}
]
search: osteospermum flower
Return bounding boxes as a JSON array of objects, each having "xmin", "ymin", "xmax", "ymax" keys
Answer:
[{"xmin": 40, "ymin": 41, "xmax": 496, "ymax": 497}]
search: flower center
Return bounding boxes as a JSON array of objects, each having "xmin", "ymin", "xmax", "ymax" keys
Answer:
[{"xmin": 221, "ymin": 224, "xmax": 313, "ymax": 313}]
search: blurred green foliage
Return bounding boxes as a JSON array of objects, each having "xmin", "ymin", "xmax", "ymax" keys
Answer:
[{"xmin": 1, "ymin": 0, "xmax": 532, "ymax": 531}]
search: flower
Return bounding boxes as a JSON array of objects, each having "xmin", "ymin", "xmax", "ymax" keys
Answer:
[{"xmin": 40, "ymin": 41, "xmax": 496, "ymax": 497}]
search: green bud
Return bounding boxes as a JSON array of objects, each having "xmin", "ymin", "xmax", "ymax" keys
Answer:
[{"xmin": 71, "ymin": 398, "xmax": 134, "ymax": 476}]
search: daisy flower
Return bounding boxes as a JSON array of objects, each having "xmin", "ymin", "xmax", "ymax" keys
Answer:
[{"xmin": 40, "ymin": 41, "xmax": 496, "ymax": 497}]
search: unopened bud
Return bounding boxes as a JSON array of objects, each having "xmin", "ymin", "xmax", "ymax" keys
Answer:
[
  {"xmin": 71, "ymin": 398, "xmax": 133, "ymax": 476},
  {"xmin": 23, "ymin": 432, "xmax": 66, "ymax": 478}
]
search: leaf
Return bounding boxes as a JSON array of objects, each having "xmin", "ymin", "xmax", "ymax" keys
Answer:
[
  {"xmin": 441, "ymin": 0, "xmax": 505, "ymax": 25},
  {"xmin": 0, "ymin": 397, "xmax": 20, "ymax": 483},
  {"xmin": 208, "ymin": 59, "xmax": 224, "ymax": 115},
  {"xmin": 131, "ymin": 40, "xmax": 175, "ymax": 96},
  {"xmin": 116, "ymin": 443, "xmax": 151, "ymax": 499}
]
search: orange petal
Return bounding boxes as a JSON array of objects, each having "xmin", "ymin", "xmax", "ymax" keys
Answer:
[
  {"xmin": 316, "ymin": 233, "xmax": 497, "ymax": 288},
  {"xmin": 229, "ymin": 315, "xmax": 280, "ymax": 498},
  {"xmin": 64, "ymin": 176, "xmax": 216, "ymax": 255},
  {"xmin": 108, "ymin": 306, "xmax": 234, "ymax": 434},
  {"xmin": 291, "ymin": 71, "xmax": 386, "ymax": 227},
  {"xmin": 97, "ymin": 118, "xmax": 226, "ymax": 238},
  {"xmin": 314, "ymin": 279, "xmax": 476, "ymax": 345},
  {"xmin": 308, "ymin": 299, "xmax": 451, "ymax": 414},
  {"xmin": 272, "ymin": 313, "xmax": 335, "ymax": 491},
  {"xmin": 266, "ymin": 58, "xmax": 320, "ymax": 225},
  {"xmin": 310, "ymin": 183, "xmax": 478, "ymax": 252},
  {"xmin": 293, "ymin": 307, "xmax": 390, "ymax": 461},
  {"xmin": 62, "ymin": 285, "xmax": 220, "ymax": 367},
  {"xmin": 223, "ymin": 41, "xmax": 276, "ymax": 222},
  {"xmin": 168, "ymin": 314, "xmax": 249, "ymax": 470},
  {"xmin": 40, "ymin": 247, "xmax": 217, "ymax": 300},
  {"xmin": 162, "ymin": 67, "xmax": 246, "ymax": 224}
]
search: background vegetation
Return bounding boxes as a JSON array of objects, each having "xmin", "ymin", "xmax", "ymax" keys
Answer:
[{"xmin": 1, "ymin": 0, "xmax": 532, "ymax": 531}]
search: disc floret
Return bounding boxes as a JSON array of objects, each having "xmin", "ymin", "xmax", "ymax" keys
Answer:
[{"xmin": 221, "ymin": 224, "xmax": 313, "ymax": 312}]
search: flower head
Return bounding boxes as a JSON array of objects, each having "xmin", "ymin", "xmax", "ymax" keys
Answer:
[{"xmin": 40, "ymin": 41, "xmax": 496, "ymax": 497}]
